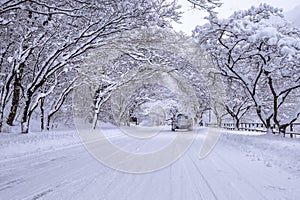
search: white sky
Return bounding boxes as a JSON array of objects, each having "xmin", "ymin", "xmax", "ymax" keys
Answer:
[{"xmin": 172, "ymin": 0, "xmax": 300, "ymax": 35}]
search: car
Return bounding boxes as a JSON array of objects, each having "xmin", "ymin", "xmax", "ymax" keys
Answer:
[{"xmin": 171, "ymin": 113, "xmax": 193, "ymax": 131}]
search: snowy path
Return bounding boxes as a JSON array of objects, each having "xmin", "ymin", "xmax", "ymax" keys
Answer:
[{"xmin": 0, "ymin": 127, "xmax": 299, "ymax": 200}]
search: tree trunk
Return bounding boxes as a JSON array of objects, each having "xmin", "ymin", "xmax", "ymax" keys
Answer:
[
  {"xmin": 21, "ymin": 103, "xmax": 30, "ymax": 134},
  {"xmin": 265, "ymin": 118, "xmax": 273, "ymax": 134},
  {"xmin": 266, "ymin": 126, "xmax": 273, "ymax": 134},
  {"xmin": 282, "ymin": 129, "xmax": 286, "ymax": 137},
  {"xmin": 46, "ymin": 116, "xmax": 50, "ymax": 130},
  {"xmin": 92, "ymin": 110, "xmax": 98, "ymax": 129},
  {"xmin": 21, "ymin": 93, "xmax": 32, "ymax": 134},
  {"xmin": 217, "ymin": 117, "xmax": 222, "ymax": 127},
  {"xmin": 0, "ymin": 110, "xmax": 3, "ymax": 132},
  {"xmin": 279, "ymin": 125, "xmax": 290, "ymax": 138},
  {"xmin": 22, "ymin": 102, "xmax": 37, "ymax": 134},
  {"xmin": 46, "ymin": 113, "xmax": 54, "ymax": 131},
  {"xmin": 40, "ymin": 97, "xmax": 45, "ymax": 131},
  {"xmin": 6, "ymin": 74, "xmax": 21, "ymax": 126},
  {"xmin": 234, "ymin": 117, "xmax": 240, "ymax": 130}
]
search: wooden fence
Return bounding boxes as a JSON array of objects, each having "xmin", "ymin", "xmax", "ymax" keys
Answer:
[{"xmin": 206, "ymin": 122, "xmax": 300, "ymax": 137}]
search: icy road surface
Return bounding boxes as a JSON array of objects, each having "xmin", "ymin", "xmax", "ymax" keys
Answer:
[{"xmin": 0, "ymin": 126, "xmax": 299, "ymax": 200}]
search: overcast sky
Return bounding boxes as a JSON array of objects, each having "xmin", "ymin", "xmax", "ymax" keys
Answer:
[{"xmin": 172, "ymin": 0, "xmax": 300, "ymax": 35}]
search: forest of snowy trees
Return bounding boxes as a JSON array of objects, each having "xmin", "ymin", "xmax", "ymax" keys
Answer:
[
  {"xmin": 0, "ymin": 0, "xmax": 299, "ymax": 136},
  {"xmin": 0, "ymin": 0, "xmax": 181, "ymax": 133}
]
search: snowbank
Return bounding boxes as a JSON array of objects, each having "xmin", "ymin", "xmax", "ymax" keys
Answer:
[
  {"xmin": 219, "ymin": 130, "xmax": 300, "ymax": 177},
  {"xmin": 0, "ymin": 130, "xmax": 80, "ymax": 161}
]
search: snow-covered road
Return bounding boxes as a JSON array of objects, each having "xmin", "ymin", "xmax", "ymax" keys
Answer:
[{"xmin": 0, "ymin": 126, "xmax": 299, "ymax": 200}]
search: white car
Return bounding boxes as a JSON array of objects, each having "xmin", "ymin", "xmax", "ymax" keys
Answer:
[{"xmin": 171, "ymin": 114, "xmax": 193, "ymax": 131}]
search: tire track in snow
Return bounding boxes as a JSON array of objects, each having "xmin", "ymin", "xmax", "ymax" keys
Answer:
[
  {"xmin": 211, "ymin": 150, "xmax": 268, "ymax": 200},
  {"xmin": 99, "ymin": 137, "xmax": 152, "ymax": 200},
  {"xmin": 182, "ymin": 156, "xmax": 205, "ymax": 200},
  {"xmin": 1, "ymin": 144, "xmax": 105, "ymax": 200},
  {"xmin": 21, "ymin": 163, "xmax": 98, "ymax": 200},
  {"xmin": 187, "ymin": 130, "xmax": 267, "ymax": 200},
  {"xmin": 0, "ymin": 178, "xmax": 24, "ymax": 192},
  {"xmin": 169, "ymin": 164, "xmax": 173, "ymax": 200},
  {"xmin": 186, "ymin": 153, "xmax": 219, "ymax": 200}
]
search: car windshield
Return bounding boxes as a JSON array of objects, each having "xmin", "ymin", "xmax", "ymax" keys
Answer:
[{"xmin": 177, "ymin": 114, "xmax": 188, "ymax": 119}]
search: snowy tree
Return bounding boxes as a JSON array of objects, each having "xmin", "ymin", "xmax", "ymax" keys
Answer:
[
  {"xmin": 224, "ymin": 79, "xmax": 252, "ymax": 129},
  {"xmin": 186, "ymin": 0, "xmax": 222, "ymax": 14},
  {"xmin": 93, "ymin": 50, "xmax": 210, "ymax": 127},
  {"xmin": 128, "ymin": 84, "xmax": 177, "ymax": 124},
  {"xmin": 193, "ymin": 4, "xmax": 300, "ymax": 135},
  {"xmin": 74, "ymin": 27, "xmax": 216, "ymax": 129},
  {"xmin": 197, "ymin": 67, "xmax": 225, "ymax": 127},
  {"xmin": 44, "ymin": 69, "xmax": 78, "ymax": 131},
  {"xmin": 0, "ymin": 0, "xmax": 181, "ymax": 133}
]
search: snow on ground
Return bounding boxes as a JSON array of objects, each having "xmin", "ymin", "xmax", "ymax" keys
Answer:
[
  {"xmin": 0, "ymin": 130, "xmax": 80, "ymax": 161},
  {"xmin": 0, "ymin": 125, "xmax": 299, "ymax": 200},
  {"xmin": 220, "ymin": 130, "xmax": 300, "ymax": 178}
]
